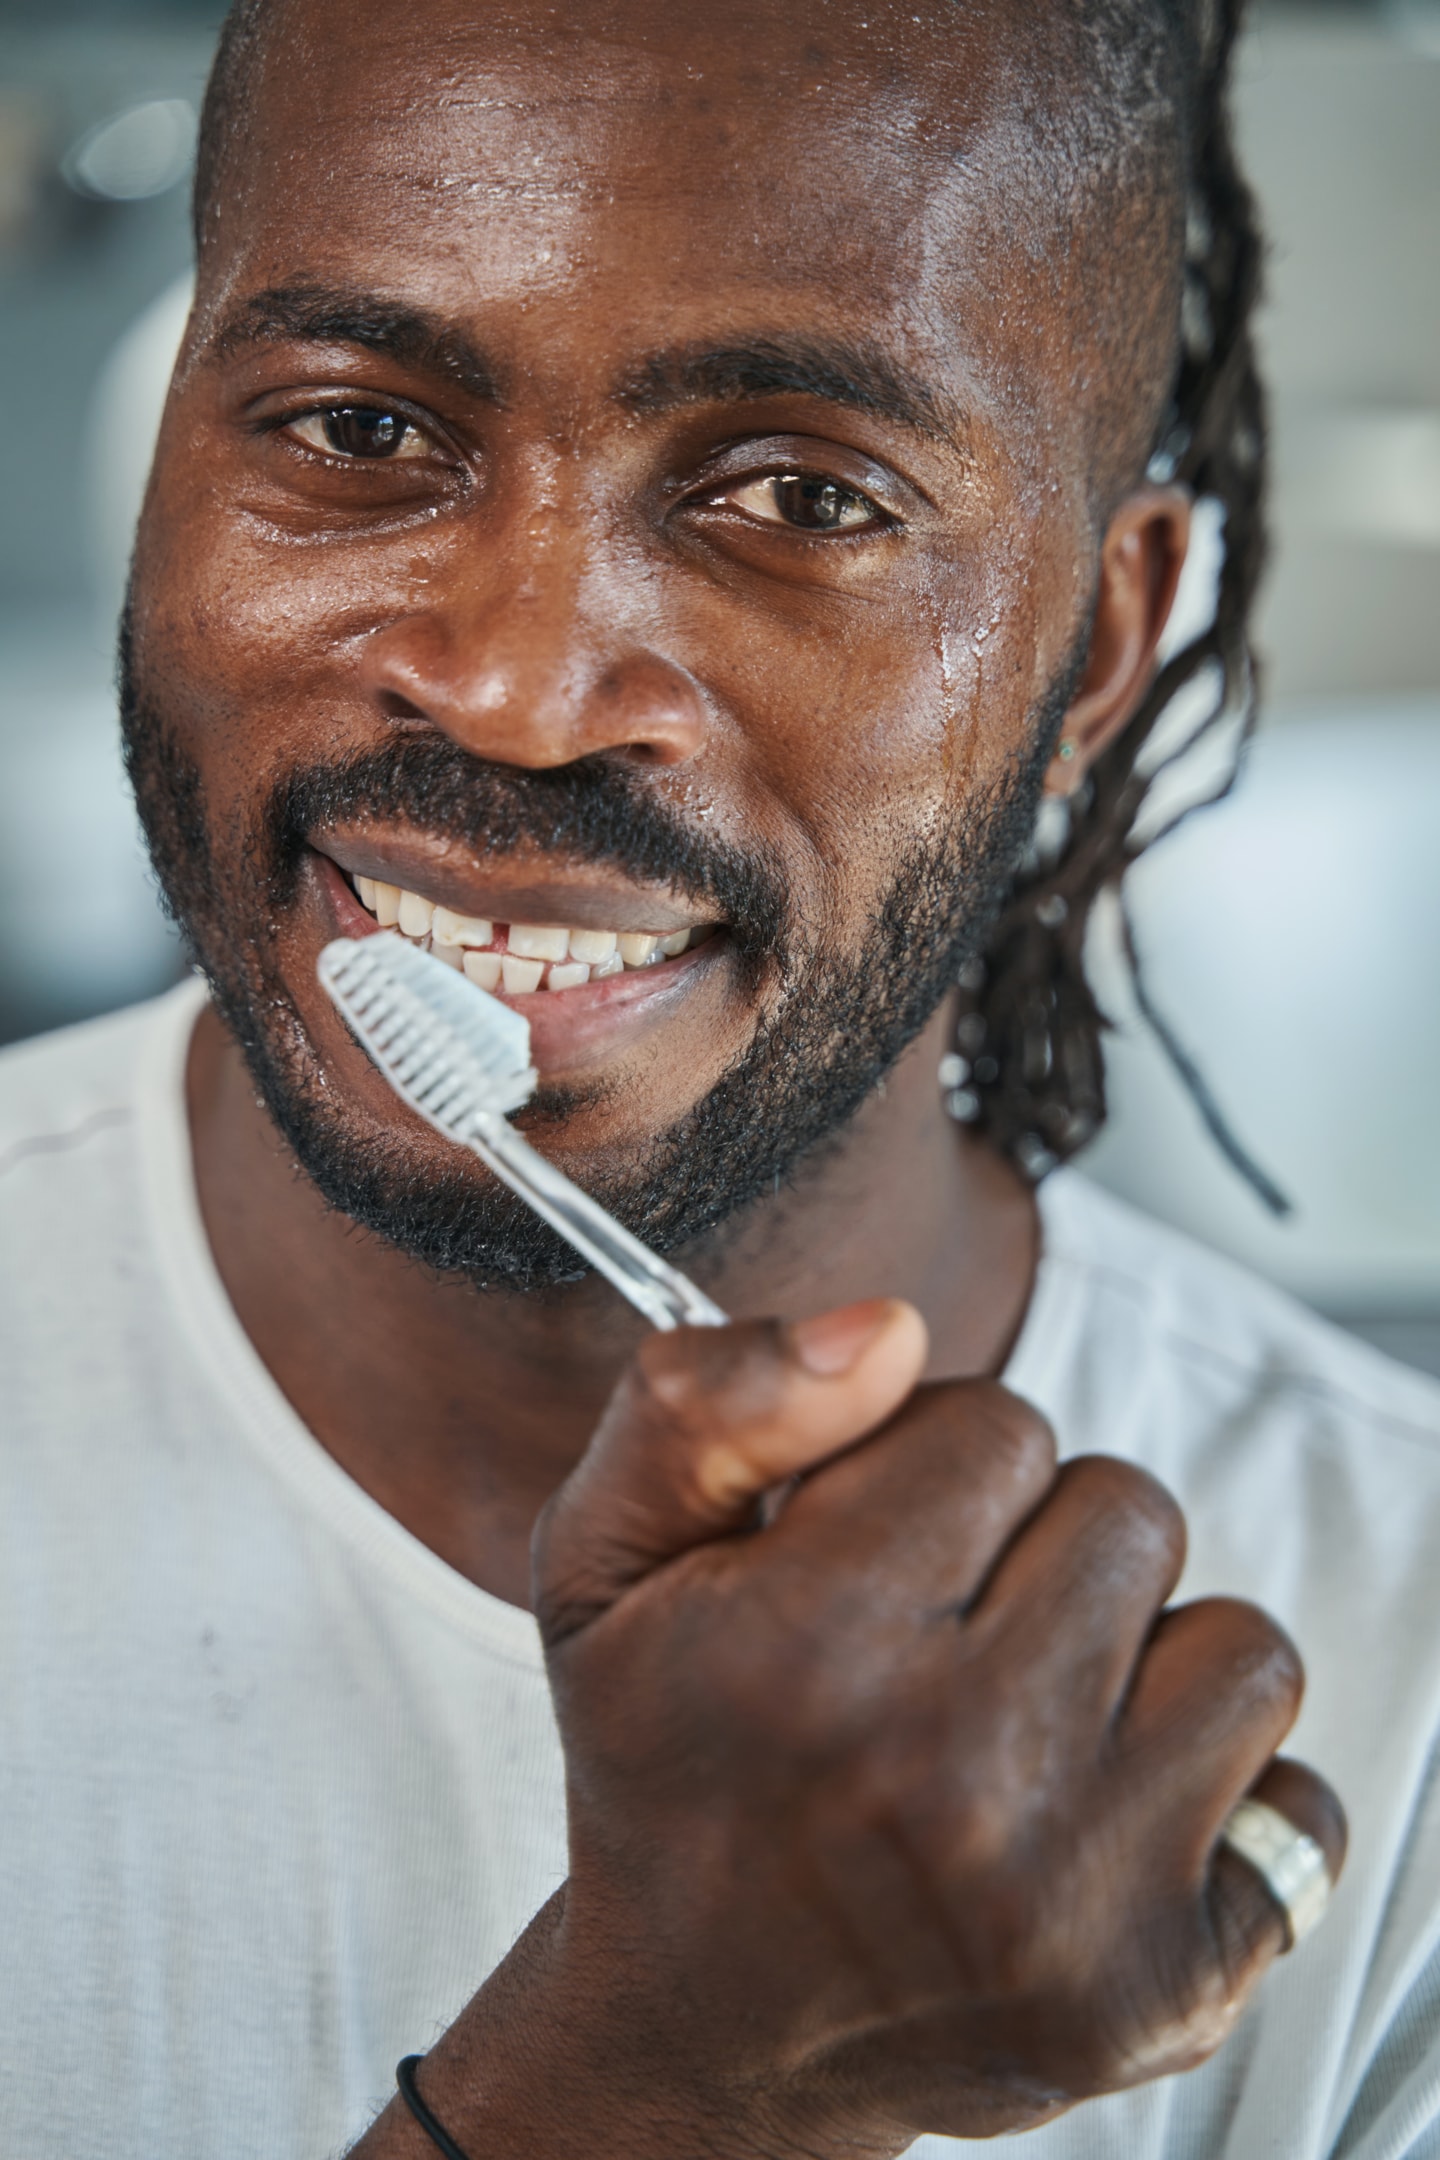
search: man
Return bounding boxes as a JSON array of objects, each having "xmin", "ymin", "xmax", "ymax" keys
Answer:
[{"xmin": 3, "ymin": 0, "xmax": 1438, "ymax": 2153}]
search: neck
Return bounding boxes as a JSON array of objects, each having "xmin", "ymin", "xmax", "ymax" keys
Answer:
[{"xmin": 188, "ymin": 996, "xmax": 1038, "ymax": 1608}]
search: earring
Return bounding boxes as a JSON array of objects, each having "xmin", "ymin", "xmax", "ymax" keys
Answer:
[{"xmin": 1057, "ymin": 738, "xmax": 1078, "ymax": 762}]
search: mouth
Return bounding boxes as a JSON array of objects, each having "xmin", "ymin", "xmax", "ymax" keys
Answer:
[
  {"xmin": 344, "ymin": 870, "xmax": 719, "ymax": 994},
  {"xmin": 305, "ymin": 842, "xmax": 741, "ymax": 1079}
]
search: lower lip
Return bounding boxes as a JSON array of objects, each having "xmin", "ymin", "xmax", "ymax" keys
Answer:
[{"xmin": 311, "ymin": 850, "xmax": 726, "ymax": 1074}]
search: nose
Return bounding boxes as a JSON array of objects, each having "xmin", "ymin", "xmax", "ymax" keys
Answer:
[{"xmin": 357, "ymin": 525, "xmax": 710, "ymax": 771}]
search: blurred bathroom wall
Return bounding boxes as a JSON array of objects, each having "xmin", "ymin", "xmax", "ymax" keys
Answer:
[
  {"xmin": 1081, "ymin": 2, "xmax": 1440, "ymax": 1372},
  {"xmin": 0, "ymin": 0, "xmax": 1437, "ymax": 1368},
  {"xmin": 0, "ymin": 1, "xmax": 221, "ymax": 1041}
]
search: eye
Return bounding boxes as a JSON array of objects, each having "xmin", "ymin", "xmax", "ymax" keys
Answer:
[
  {"xmin": 285, "ymin": 406, "xmax": 433, "ymax": 461},
  {"xmin": 715, "ymin": 472, "xmax": 883, "ymax": 533}
]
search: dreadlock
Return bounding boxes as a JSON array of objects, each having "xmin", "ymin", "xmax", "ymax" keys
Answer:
[{"xmin": 951, "ymin": 0, "xmax": 1283, "ymax": 1206}]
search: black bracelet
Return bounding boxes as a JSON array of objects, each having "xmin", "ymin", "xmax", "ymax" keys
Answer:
[{"xmin": 395, "ymin": 2055, "xmax": 474, "ymax": 2160}]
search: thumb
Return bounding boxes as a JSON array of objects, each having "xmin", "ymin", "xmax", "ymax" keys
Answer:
[{"xmin": 532, "ymin": 1298, "xmax": 928, "ymax": 1645}]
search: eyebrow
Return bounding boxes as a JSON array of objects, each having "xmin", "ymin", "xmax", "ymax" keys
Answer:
[
  {"xmin": 208, "ymin": 284, "xmax": 502, "ymax": 403},
  {"xmin": 616, "ymin": 336, "xmax": 962, "ymax": 446},
  {"xmin": 206, "ymin": 288, "xmax": 960, "ymax": 446}
]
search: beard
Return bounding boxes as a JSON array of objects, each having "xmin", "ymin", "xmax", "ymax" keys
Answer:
[{"xmin": 121, "ymin": 611, "xmax": 1074, "ymax": 1293}]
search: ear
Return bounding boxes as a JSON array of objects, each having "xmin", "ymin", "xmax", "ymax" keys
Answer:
[{"xmin": 1044, "ymin": 486, "xmax": 1192, "ymax": 798}]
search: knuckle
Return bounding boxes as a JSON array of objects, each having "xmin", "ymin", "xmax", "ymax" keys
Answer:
[
  {"xmin": 628, "ymin": 1327, "xmax": 713, "ymax": 1423},
  {"xmin": 1189, "ymin": 1596, "xmax": 1306, "ymax": 1714},
  {"xmin": 628, "ymin": 1319, "xmax": 783, "ymax": 1431},
  {"xmin": 964, "ymin": 1380, "xmax": 1058, "ymax": 1487},
  {"xmin": 619, "ymin": 1339, "xmax": 727, "ymax": 1454},
  {"xmin": 1064, "ymin": 1456, "xmax": 1188, "ymax": 1572}
]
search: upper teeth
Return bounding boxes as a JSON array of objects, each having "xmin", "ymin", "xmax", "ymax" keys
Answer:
[
  {"xmin": 352, "ymin": 876, "xmax": 699, "ymax": 992},
  {"xmin": 506, "ymin": 923, "xmax": 570, "ymax": 962},
  {"xmin": 433, "ymin": 905, "xmax": 495, "ymax": 948}
]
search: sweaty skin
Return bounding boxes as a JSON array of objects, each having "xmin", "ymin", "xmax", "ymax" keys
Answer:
[
  {"xmin": 126, "ymin": 0, "xmax": 1345, "ymax": 2151},
  {"xmin": 156, "ymin": 0, "xmax": 1178, "ymax": 1603}
]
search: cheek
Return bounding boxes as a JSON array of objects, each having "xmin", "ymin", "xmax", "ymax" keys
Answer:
[
  {"xmin": 132, "ymin": 432, "xmax": 440, "ymax": 801},
  {"xmin": 703, "ymin": 557, "xmax": 1046, "ymax": 890},
  {"xmin": 140, "ymin": 473, "xmax": 411, "ymax": 688}
]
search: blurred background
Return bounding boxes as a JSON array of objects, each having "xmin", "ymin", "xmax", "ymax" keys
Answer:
[{"xmin": 0, "ymin": 0, "xmax": 1436, "ymax": 1371}]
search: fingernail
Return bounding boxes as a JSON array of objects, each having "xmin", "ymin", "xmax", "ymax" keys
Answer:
[{"xmin": 789, "ymin": 1298, "xmax": 900, "ymax": 1378}]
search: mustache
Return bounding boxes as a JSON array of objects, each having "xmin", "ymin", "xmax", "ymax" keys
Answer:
[{"xmin": 260, "ymin": 735, "xmax": 791, "ymax": 963}]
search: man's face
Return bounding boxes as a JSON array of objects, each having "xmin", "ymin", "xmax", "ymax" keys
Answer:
[{"xmin": 127, "ymin": 0, "xmax": 1106, "ymax": 1286}]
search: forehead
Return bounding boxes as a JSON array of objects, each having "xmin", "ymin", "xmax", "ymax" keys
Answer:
[
  {"xmin": 204, "ymin": 0, "xmax": 1078, "ymax": 439},
  {"xmin": 232, "ymin": 0, "xmax": 1015, "ymax": 240}
]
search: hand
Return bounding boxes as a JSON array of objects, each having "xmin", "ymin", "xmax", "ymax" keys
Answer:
[{"xmin": 366, "ymin": 1300, "xmax": 1346, "ymax": 2160}]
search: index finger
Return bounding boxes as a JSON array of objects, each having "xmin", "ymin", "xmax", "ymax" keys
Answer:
[{"xmin": 532, "ymin": 1298, "xmax": 928, "ymax": 1643}]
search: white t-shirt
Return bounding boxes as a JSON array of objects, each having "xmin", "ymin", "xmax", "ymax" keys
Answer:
[{"xmin": 3, "ymin": 980, "xmax": 1440, "ymax": 2160}]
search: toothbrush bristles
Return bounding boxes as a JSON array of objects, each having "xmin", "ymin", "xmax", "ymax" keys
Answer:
[{"xmin": 317, "ymin": 935, "xmax": 539, "ymax": 1136}]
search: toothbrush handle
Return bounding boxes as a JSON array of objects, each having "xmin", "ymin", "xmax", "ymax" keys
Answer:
[{"xmin": 471, "ymin": 1114, "xmax": 729, "ymax": 1332}]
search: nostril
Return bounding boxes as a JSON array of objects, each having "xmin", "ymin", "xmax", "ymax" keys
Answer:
[{"xmin": 377, "ymin": 690, "xmax": 427, "ymax": 724}]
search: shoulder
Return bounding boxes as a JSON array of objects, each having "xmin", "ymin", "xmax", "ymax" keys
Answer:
[
  {"xmin": 0, "ymin": 983, "xmax": 204, "ymax": 1326},
  {"xmin": 1033, "ymin": 1168, "xmax": 1440, "ymax": 1467},
  {"xmin": 0, "ymin": 980, "xmax": 203, "ymax": 1190}
]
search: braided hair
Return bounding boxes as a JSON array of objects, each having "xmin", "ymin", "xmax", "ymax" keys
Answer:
[{"xmin": 951, "ymin": 0, "xmax": 1283, "ymax": 1205}]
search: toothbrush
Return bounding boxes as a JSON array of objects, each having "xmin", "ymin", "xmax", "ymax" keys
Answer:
[{"xmin": 317, "ymin": 934, "xmax": 729, "ymax": 1332}]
